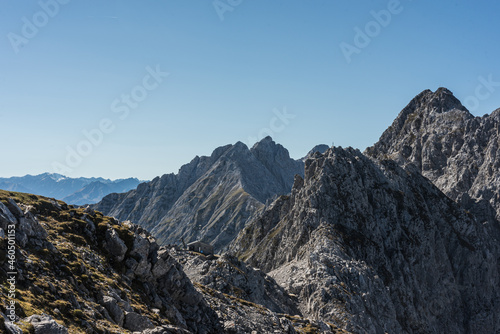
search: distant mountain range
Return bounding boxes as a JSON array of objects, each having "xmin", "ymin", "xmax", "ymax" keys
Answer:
[{"xmin": 0, "ymin": 173, "xmax": 143, "ymax": 205}]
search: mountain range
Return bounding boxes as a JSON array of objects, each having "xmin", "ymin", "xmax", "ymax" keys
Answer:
[
  {"xmin": 93, "ymin": 137, "xmax": 318, "ymax": 251},
  {"xmin": 1, "ymin": 87, "xmax": 499, "ymax": 333},
  {"xmin": 0, "ymin": 173, "xmax": 142, "ymax": 205}
]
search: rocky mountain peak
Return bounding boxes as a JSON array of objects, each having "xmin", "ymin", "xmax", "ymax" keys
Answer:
[
  {"xmin": 411, "ymin": 87, "xmax": 467, "ymax": 115},
  {"xmin": 231, "ymin": 145, "xmax": 500, "ymax": 333},
  {"xmin": 94, "ymin": 137, "xmax": 306, "ymax": 252},
  {"xmin": 303, "ymin": 144, "xmax": 330, "ymax": 161},
  {"xmin": 251, "ymin": 136, "xmax": 290, "ymax": 160},
  {"xmin": 490, "ymin": 107, "xmax": 500, "ymax": 120},
  {"xmin": 366, "ymin": 88, "xmax": 500, "ymax": 232}
]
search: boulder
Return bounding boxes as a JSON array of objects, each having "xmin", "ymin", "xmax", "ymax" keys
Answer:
[
  {"xmin": 104, "ymin": 228, "xmax": 127, "ymax": 262},
  {"xmin": 123, "ymin": 311, "xmax": 154, "ymax": 332},
  {"xmin": 25, "ymin": 314, "xmax": 68, "ymax": 334},
  {"xmin": 0, "ymin": 201, "xmax": 16, "ymax": 229},
  {"xmin": 102, "ymin": 296, "xmax": 124, "ymax": 326}
]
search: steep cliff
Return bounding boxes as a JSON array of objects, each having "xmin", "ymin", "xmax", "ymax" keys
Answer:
[
  {"xmin": 366, "ymin": 88, "xmax": 500, "ymax": 237},
  {"xmin": 232, "ymin": 147, "xmax": 500, "ymax": 333}
]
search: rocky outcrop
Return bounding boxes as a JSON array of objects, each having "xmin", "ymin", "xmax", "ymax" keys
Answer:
[
  {"xmin": 0, "ymin": 191, "xmax": 222, "ymax": 334},
  {"xmin": 231, "ymin": 147, "xmax": 500, "ymax": 333},
  {"xmin": 366, "ymin": 88, "xmax": 500, "ymax": 237},
  {"xmin": 94, "ymin": 137, "xmax": 305, "ymax": 251},
  {"xmin": 25, "ymin": 314, "xmax": 68, "ymax": 334},
  {"xmin": 172, "ymin": 250, "xmax": 300, "ymax": 316},
  {"xmin": 123, "ymin": 311, "xmax": 155, "ymax": 332}
]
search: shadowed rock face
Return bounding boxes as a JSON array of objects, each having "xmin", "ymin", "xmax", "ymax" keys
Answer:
[
  {"xmin": 94, "ymin": 137, "xmax": 306, "ymax": 252},
  {"xmin": 366, "ymin": 88, "xmax": 500, "ymax": 237},
  {"xmin": 231, "ymin": 147, "xmax": 500, "ymax": 333}
]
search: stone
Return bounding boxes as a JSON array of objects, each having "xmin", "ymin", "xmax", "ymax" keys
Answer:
[
  {"xmin": 4, "ymin": 322, "xmax": 23, "ymax": 334},
  {"xmin": 25, "ymin": 314, "xmax": 69, "ymax": 334},
  {"xmin": 104, "ymin": 228, "xmax": 127, "ymax": 262},
  {"xmin": 102, "ymin": 296, "xmax": 124, "ymax": 326},
  {"xmin": 140, "ymin": 325, "xmax": 193, "ymax": 334},
  {"xmin": 0, "ymin": 201, "xmax": 16, "ymax": 229},
  {"xmin": 7, "ymin": 199, "xmax": 24, "ymax": 217},
  {"xmin": 123, "ymin": 311, "xmax": 154, "ymax": 332}
]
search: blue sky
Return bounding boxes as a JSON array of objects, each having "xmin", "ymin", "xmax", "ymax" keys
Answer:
[{"xmin": 1, "ymin": 0, "xmax": 499, "ymax": 180}]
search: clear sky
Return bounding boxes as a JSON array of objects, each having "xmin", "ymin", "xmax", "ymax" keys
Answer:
[{"xmin": 1, "ymin": 0, "xmax": 499, "ymax": 180}]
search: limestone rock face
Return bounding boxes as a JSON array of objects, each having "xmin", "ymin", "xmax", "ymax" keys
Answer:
[
  {"xmin": 123, "ymin": 311, "xmax": 155, "ymax": 332},
  {"xmin": 0, "ymin": 192, "xmax": 223, "ymax": 334},
  {"xmin": 172, "ymin": 251, "xmax": 300, "ymax": 316},
  {"xmin": 94, "ymin": 137, "xmax": 305, "ymax": 251},
  {"xmin": 366, "ymin": 88, "xmax": 500, "ymax": 236},
  {"xmin": 25, "ymin": 314, "xmax": 69, "ymax": 334},
  {"xmin": 232, "ymin": 147, "xmax": 500, "ymax": 333},
  {"xmin": 2, "ymin": 191, "xmax": 336, "ymax": 334},
  {"xmin": 102, "ymin": 296, "xmax": 125, "ymax": 326}
]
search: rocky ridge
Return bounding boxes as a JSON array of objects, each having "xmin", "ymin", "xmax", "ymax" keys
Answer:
[
  {"xmin": 231, "ymin": 146, "xmax": 500, "ymax": 333},
  {"xmin": 0, "ymin": 190, "xmax": 222, "ymax": 333},
  {"xmin": 0, "ymin": 190, "xmax": 345, "ymax": 334},
  {"xmin": 366, "ymin": 88, "xmax": 500, "ymax": 235},
  {"xmin": 94, "ymin": 137, "xmax": 305, "ymax": 251}
]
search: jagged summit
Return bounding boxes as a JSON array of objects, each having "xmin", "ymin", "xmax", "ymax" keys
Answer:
[
  {"xmin": 370, "ymin": 88, "xmax": 471, "ymax": 153},
  {"xmin": 410, "ymin": 87, "xmax": 467, "ymax": 114},
  {"xmin": 366, "ymin": 87, "xmax": 500, "ymax": 238},
  {"xmin": 3, "ymin": 87, "xmax": 500, "ymax": 333},
  {"xmin": 250, "ymin": 135, "xmax": 274, "ymax": 149},
  {"xmin": 94, "ymin": 136, "xmax": 306, "ymax": 251},
  {"xmin": 231, "ymin": 145, "xmax": 500, "ymax": 333},
  {"xmin": 303, "ymin": 144, "xmax": 330, "ymax": 161}
]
